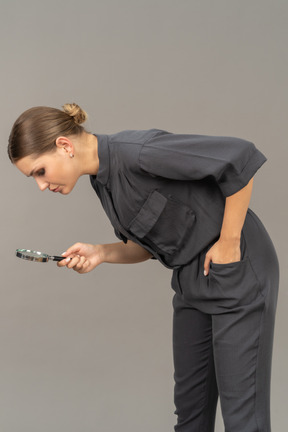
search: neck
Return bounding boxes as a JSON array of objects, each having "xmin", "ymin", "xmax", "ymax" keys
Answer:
[{"xmin": 79, "ymin": 132, "xmax": 99, "ymax": 176}]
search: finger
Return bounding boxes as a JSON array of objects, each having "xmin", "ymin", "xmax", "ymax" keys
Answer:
[
  {"xmin": 62, "ymin": 243, "xmax": 82, "ymax": 257},
  {"xmin": 74, "ymin": 259, "xmax": 90, "ymax": 274},
  {"xmin": 73, "ymin": 256, "xmax": 86, "ymax": 271},
  {"xmin": 57, "ymin": 257, "xmax": 72, "ymax": 267},
  {"xmin": 67, "ymin": 256, "xmax": 81, "ymax": 269},
  {"xmin": 203, "ymin": 254, "xmax": 211, "ymax": 276}
]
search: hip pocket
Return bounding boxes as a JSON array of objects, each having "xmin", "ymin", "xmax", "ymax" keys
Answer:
[{"xmin": 208, "ymin": 257, "xmax": 262, "ymax": 308}]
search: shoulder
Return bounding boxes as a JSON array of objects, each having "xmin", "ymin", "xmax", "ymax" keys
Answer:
[{"xmin": 107, "ymin": 129, "xmax": 170, "ymax": 145}]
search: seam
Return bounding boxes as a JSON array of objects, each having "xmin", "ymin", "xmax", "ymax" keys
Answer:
[
  {"xmin": 138, "ymin": 131, "xmax": 165, "ymax": 170},
  {"xmin": 247, "ymin": 257, "xmax": 266, "ymax": 300},
  {"xmin": 112, "ymin": 130, "xmax": 163, "ymax": 147},
  {"xmin": 242, "ymin": 230, "xmax": 265, "ymax": 300},
  {"xmin": 199, "ymin": 327, "xmax": 217, "ymax": 432},
  {"xmin": 253, "ymin": 300, "xmax": 266, "ymax": 432}
]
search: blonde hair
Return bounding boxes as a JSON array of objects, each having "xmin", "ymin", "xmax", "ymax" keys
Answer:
[
  {"xmin": 62, "ymin": 103, "xmax": 88, "ymax": 125},
  {"xmin": 8, "ymin": 103, "xmax": 88, "ymax": 162}
]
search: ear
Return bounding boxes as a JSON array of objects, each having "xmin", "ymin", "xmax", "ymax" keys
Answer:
[{"xmin": 55, "ymin": 136, "xmax": 74, "ymax": 155}]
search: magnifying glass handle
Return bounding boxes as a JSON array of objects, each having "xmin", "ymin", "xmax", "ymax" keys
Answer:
[{"xmin": 50, "ymin": 255, "xmax": 66, "ymax": 262}]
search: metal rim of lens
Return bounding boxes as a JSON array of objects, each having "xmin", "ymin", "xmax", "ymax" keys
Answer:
[{"xmin": 16, "ymin": 249, "xmax": 49, "ymax": 262}]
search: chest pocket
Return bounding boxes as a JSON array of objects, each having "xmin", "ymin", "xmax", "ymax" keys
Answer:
[{"xmin": 128, "ymin": 190, "xmax": 196, "ymax": 255}]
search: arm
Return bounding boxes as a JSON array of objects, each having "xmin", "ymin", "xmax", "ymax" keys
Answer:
[
  {"xmin": 203, "ymin": 177, "xmax": 254, "ymax": 276},
  {"xmin": 102, "ymin": 240, "xmax": 152, "ymax": 264},
  {"xmin": 58, "ymin": 240, "xmax": 152, "ymax": 274}
]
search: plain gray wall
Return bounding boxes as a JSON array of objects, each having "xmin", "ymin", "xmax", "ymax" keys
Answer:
[{"xmin": 0, "ymin": 0, "xmax": 287, "ymax": 431}]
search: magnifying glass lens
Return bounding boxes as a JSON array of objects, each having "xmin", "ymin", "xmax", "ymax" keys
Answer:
[
  {"xmin": 21, "ymin": 250, "xmax": 44, "ymax": 259},
  {"xmin": 16, "ymin": 249, "xmax": 64, "ymax": 262}
]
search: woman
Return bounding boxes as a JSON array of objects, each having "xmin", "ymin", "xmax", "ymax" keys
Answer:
[{"xmin": 8, "ymin": 103, "xmax": 279, "ymax": 432}]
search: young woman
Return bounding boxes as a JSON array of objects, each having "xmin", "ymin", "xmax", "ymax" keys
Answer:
[{"xmin": 8, "ymin": 103, "xmax": 279, "ymax": 432}]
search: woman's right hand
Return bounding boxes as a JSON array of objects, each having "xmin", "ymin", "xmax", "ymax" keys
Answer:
[
  {"xmin": 58, "ymin": 240, "xmax": 152, "ymax": 274},
  {"xmin": 57, "ymin": 243, "xmax": 104, "ymax": 274}
]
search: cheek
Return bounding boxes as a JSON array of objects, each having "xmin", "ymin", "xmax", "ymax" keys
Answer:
[
  {"xmin": 56, "ymin": 163, "xmax": 71, "ymax": 181},
  {"xmin": 62, "ymin": 164, "xmax": 79, "ymax": 185}
]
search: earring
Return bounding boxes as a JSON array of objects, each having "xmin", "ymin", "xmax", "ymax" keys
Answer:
[{"xmin": 70, "ymin": 153, "xmax": 74, "ymax": 158}]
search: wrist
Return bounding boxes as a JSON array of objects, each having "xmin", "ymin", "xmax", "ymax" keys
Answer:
[
  {"xmin": 99, "ymin": 244, "xmax": 109, "ymax": 263},
  {"xmin": 219, "ymin": 232, "xmax": 241, "ymax": 243}
]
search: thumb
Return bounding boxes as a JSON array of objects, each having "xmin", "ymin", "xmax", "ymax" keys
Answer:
[
  {"xmin": 203, "ymin": 254, "xmax": 211, "ymax": 276},
  {"xmin": 62, "ymin": 243, "xmax": 82, "ymax": 257}
]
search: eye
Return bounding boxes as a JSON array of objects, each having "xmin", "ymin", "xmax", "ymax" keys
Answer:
[{"xmin": 36, "ymin": 169, "xmax": 45, "ymax": 177}]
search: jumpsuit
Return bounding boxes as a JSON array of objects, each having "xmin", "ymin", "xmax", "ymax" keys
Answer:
[{"xmin": 89, "ymin": 129, "xmax": 279, "ymax": 432}]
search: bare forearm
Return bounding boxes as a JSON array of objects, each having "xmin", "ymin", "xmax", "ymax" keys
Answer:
[
  {"xmin": 58, "ymin": 240, "xmax": 152, "ymax": 274},
  {"xmin": 204, "ymin": 178, "xmax": 254, "ymax": 274},
  {"xmin": 220, "ymin": 177, "xmax": 254, "ymax": 241},
  {"xmin": 102, "ymin": 240, "xmax": 152, "ymax": 264}
]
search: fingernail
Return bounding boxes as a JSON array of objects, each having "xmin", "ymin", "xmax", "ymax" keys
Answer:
[
  {"xmin": 204, "ymin": 270, "xmax": 207, "ymax": 276},
  {"xmin": 65, "ymin": 257, "xmax": 70, "ymax": 262},
  {"xmin": 61, "ymin": 252, "xmax": 66, "ymax": 256}
]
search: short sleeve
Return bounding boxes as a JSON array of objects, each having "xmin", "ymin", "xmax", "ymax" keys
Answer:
[
  {"xmin": 114, "ymin": 228, "xmax": 128, "ymax": 244},
  {"xmin": 139, "ymin": 132, "xmax": 267, "ymax": 197}
]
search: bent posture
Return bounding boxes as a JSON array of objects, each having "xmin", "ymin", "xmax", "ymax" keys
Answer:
[{"xmin": 9, "ymin": 103, "xmax": 279, "ymax": 432}]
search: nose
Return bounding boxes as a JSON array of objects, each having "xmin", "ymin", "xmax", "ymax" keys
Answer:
[{"xmin": 35, "ymin": 178, "xmax": 49, "ymax": 191}]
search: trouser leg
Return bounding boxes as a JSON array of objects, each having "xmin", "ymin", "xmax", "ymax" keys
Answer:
[
  {"xmin": 213, "ymin": 298, "xmax": 272, "ymax": 431},
  {"xmin": 210, "ymin": 210, "xmax": 279, "ymax": 432},
  {"xmin": 172, "ymin": 275, "xmax": 278, "ymax": 432},
  {"xmin": 171, "ymin": 210, "xmax": 279, "ymax": 432},
  {"xmin": 171, "ymin": 210, "xmax": 279, "ymax": 431},
  {"xmin": 212, "ymin": 262, "xmax": 279, "ymax": 432},
  {"xmin": 172, "ymin": 293, "xmax": 218, "ymax": 432}
]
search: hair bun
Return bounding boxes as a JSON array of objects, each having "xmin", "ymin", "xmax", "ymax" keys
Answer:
[{"xmin": 62, "ymin": 103, "xmax": 88, "ymax": 125}]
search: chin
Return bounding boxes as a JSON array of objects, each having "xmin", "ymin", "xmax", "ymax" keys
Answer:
[{"xmin": 61, "ymin": 185, "xmax": 74, "ymax": 195}]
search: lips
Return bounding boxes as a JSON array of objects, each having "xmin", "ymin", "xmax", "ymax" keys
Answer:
[{"xmin": 51, "ymin": 186, "xmax": 60, "ymax": 193}]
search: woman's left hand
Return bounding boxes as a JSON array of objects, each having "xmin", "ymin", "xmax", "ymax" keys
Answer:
[{"xmin": 203, "ymin": 237, "xmax": 241, "ymax": 276}]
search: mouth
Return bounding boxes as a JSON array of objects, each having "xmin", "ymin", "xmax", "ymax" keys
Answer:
[{"xmin": 50, "ymin": 186, "xmax": 60, "ymax": 193}]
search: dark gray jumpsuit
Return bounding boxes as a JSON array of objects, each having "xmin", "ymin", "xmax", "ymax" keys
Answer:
[{"xmin": 90, "ymin": 129, "xmax": 279, "ymax": 432}]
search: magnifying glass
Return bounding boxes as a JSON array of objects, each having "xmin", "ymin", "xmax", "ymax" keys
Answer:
[{"xmin": 16, "ymin": 248, "xmax": 66, "ymax": 263}]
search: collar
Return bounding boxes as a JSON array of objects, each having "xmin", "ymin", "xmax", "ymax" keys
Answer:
[{"xmin": 93, "ymin": 134, "xmax": 110, "ymax": 185}]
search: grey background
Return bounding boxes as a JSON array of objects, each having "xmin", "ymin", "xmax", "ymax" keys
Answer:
[{"xmin": 0, "ymin": 0, "xmax": 287, "ymax": 430}]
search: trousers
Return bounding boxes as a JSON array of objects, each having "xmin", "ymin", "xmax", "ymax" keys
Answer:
[{"xmin": 171, "ymin": 209, "xmax": 279, "ymax": 432}]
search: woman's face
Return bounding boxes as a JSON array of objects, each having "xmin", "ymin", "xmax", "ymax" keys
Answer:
[{"xmin": 15, "ymin": 147, "xmax": 80, "ymax": 195}]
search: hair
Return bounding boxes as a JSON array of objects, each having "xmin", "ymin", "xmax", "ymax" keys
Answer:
[{"xmin": 8, "ymin": 103, "xmax": 88, "ymax": 162}]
